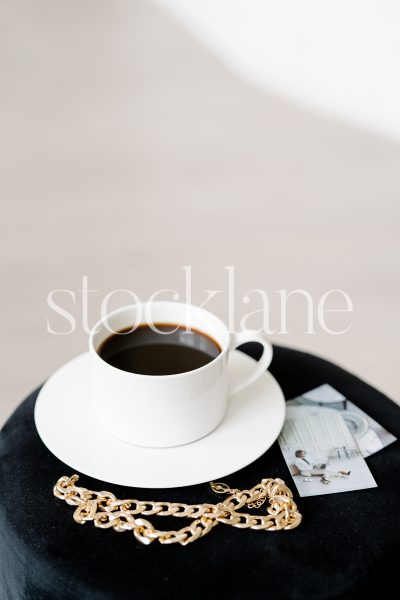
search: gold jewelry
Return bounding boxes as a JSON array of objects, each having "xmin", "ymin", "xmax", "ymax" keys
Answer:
[{"xmin": 54, "ymin": 475, "xmax": 301, "ymax": 545}]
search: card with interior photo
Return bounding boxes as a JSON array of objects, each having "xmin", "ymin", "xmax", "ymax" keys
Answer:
[
  {"xmin": 287, "ymin": 384, "xmax": 396, "ymax": 457},
  {"xmin": 278, "ymin": 405, "xmax": 377, "ymax": 497}
]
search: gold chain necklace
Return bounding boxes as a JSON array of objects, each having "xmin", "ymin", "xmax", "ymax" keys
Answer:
[{"xmin": 54, "ymin": 475, "xmax": 302, "ymax": 545}]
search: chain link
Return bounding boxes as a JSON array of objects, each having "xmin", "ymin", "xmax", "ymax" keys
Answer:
[{"xmin": 54, "ymin": 475, "xmax": 302, "ymax": 545}]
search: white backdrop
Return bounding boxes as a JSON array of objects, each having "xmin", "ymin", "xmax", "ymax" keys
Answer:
[
  {"xmin": 1, "ymin": 0, "xmax": 400, "ymax": 428},
  {"xmin": 158, "ymin": 0, "xmax": 400, "ymax": 141}
]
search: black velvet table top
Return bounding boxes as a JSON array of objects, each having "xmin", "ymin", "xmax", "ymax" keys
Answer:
[{"xmin": 1, "ymin": 345, "xmax": 399, "ymax": 600}]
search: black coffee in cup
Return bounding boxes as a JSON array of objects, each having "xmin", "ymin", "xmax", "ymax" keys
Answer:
[{"xmin": 98, "ymin": 324, "xmax": 221, "ymax": 376}]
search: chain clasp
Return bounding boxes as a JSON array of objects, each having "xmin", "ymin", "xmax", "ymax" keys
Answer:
[{"xmin": 210, "ymin": 481, "xmax": 239, "ymax": 495}]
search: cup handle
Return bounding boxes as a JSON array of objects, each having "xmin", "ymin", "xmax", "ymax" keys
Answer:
[{"xmin": 228, "ymin": 330, "xmax": 273, "ymax": 396}]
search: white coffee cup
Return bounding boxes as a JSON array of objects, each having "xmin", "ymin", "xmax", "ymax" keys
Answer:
[{"xmin": 89, "ymin": 302, "xmax": 273, "ymax": 448}]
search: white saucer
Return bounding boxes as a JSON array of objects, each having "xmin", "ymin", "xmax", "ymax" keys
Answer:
[{"xmin": 34, "ymin": 350, "xmax": 285, "ymax": 488}]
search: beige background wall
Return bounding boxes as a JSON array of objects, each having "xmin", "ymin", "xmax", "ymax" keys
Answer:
[{"xmin": 1, "ymin": 0, "xmax": 399, "ymax": 427}]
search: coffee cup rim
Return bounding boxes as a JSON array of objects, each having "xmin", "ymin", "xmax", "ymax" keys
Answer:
[{"xmin": 89, "ymin": 301, "xmax": 230, "ymax": 379}]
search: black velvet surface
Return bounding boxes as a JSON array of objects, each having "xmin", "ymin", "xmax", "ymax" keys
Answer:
[{"xmin": 0, "ymin": 345, "xmax": 399, "ymax": 600}]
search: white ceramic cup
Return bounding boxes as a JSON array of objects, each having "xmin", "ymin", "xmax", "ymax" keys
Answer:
[{"xmin": 89, "ymin": 302, "xmax": 273, "ymax": 448}]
